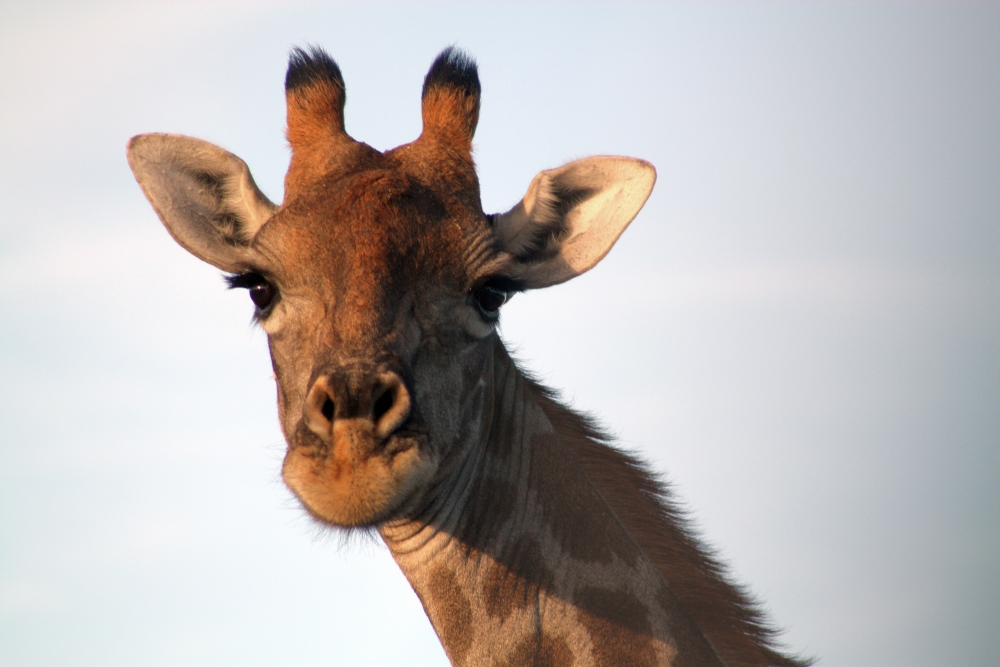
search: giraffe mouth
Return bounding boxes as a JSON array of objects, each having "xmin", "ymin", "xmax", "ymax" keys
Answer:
[{"xmin": 282, "ymin": 421, "xmax": 436, "ymax": 527}]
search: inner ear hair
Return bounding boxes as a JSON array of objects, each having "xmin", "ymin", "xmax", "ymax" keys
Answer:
[
  {"xmin": 494, "ymin": 172, "xmax": 597, "ymax": 262},
  {"xmin": 489, "ymin": 156, "xmax": 656, "ymax": 289},
  {"xmin": 127, "ymin": 133, "xmax": 279, "ymax": 272},
  {"xmin": 185, "ymin": 166, "xmax": 272, "ymax": 247}
]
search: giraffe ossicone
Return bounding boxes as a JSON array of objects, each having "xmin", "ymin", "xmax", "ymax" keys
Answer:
[{"xmin": 128, "ymin": 45, "xmax": 807, "ymax": 667}]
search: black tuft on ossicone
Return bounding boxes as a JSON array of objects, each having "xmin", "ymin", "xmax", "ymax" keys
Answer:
[
  {"xmin": 422, "ymin": 46, "xmax": 480, "ymax": 99},
  {"xmin": 285, "ymin": 46, "xmax": 344, "ymax": 93}
]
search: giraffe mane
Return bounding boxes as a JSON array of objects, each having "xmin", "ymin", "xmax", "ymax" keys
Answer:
[{"xmin": 521, "ymin": 368, "xmax": 811, "ymax": 667}]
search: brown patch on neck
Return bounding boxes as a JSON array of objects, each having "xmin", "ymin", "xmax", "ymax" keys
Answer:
[
  {"xmin": 528, "ymin": 431, "xmax": 639, "ymax": 567},
  {"xmin": 424, "ymin": 565, "xmax": 475, "ymax": 665}
]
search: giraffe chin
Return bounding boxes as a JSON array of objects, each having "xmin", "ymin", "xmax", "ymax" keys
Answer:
[{"xmin": 281, "ymin": 428, "xmax": 437, "ymax": 527}]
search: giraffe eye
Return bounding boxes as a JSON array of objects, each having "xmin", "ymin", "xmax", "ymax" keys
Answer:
[
  {"xmin": 473, "ymin": 285, "xmax": 508, "ymax": 315},
  {"xmin": 469, "ymin": 276, "xmax": 523, "ymax": 321},
  {"xmin": 226, "ymin": 272, "xmax": 278, "ymax": 315},
  {"xmin": 249, "ymin": 283, "xmax": 276, "ymax": 312}
]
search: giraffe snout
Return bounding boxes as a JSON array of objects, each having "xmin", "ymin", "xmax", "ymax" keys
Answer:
[
  {"xmin": 303, "ymin": 370, "xmax": 412, "ymax": 447},
  {"xmin": 285, "ymin": 368, "xmax": 432, "ymax": 527}
]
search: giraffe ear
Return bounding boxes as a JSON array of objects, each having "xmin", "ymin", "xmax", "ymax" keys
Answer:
[
  {"xmin": 493, "ymin": 157, "xmax": 656, "ymax": 288},
  {"xmin": 127, "ymin": 133, "xmax": 277, "ymax": 272}
]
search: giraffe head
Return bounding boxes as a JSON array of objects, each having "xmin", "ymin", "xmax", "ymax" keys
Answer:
[{"xmin": 127, "ymin": 47, "xmax": 655, "ymax": 528}]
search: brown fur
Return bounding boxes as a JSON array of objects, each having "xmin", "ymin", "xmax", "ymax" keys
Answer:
[
  {"xmin": 421, "ymin": 86, "xmax": 480, "ymax": 151},
  {"xmin": 427, "ymin": 565, "xmax": 476, "ymax": 663}
]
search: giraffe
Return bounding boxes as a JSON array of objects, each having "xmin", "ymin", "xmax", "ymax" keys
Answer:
[{"xmin": 127, "ymin": 46, "xmax": 807, "ymax": 667}]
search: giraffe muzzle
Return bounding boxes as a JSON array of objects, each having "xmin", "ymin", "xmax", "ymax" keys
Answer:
[{"xmin": 284, "ymin": 368, "xmax": 434, "ymax": 527}]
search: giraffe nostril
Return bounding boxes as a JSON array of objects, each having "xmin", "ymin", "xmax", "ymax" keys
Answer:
[
  {"xmin": 304, "ymin": 377, "xmax": 338, "ymax": 441},
  {"xmin": 321, "ymin": 397, "xmax": 335, "ymax": 422},
  {"xmin": 373, "ymin": 389, "xmax": 394, "ymax": 424},
  {"xmin": 373, "ymin": 372, "xmax": 411, "ymax": 441}
]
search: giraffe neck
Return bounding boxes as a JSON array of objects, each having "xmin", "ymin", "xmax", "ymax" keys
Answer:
[{"xmin": 380, "ymin": 339, "xmax": 722, "ymax": 667}]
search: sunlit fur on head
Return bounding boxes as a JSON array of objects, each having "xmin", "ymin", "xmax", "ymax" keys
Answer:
[
  {"xmin": 283, "ymin": 45, "xmax": 375, "ymax": 202},
  {"xmin": 284, "ymin": 45, "xmax": 348, "ymax": 141}
]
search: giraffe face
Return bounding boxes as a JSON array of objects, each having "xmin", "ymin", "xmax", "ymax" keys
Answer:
[
  {"xmin": 245, "ymin": 165, "xmax": 511, "ymax": 527},
  {"xmin": 127, "ymin": 47, "xmax": 654, "ymax": 529}
]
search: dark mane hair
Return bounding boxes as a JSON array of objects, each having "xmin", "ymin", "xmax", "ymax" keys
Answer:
[{"xmin": 523, "ymin": 371, "xmax": 810, "ymax": 667}]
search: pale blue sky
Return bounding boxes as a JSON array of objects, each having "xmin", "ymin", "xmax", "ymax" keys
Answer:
[{"xmin": 1, "ymin": 2, "xmax": 998, "ymax": 666}]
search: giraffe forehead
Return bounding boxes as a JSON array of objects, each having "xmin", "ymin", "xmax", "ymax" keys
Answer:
[{"xmin": 257, "ymin": 168, "xmax": 486, "ymax": 291}]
